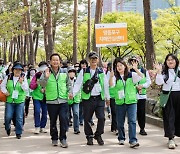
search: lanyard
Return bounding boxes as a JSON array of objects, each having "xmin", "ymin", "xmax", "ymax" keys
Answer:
[{"xmin": 13, "ymin": 77, "xmax": 20, "ymax": 90}]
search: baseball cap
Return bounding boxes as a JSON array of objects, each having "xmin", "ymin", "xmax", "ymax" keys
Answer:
[{"xmin": 88, "ymin": 52, "xmax": 98, "ymax": 59}]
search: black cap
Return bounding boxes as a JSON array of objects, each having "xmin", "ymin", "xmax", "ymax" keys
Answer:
[{"xmin": 88, "ymin": 52, "xmax": 98, "ymax": 59}]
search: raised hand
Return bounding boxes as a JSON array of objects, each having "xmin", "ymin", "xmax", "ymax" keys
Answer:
[
  {"xmin": 154, "ymin": 63, "xmax": 162, "ymax": 74},
  {"xmin": 45, "ymin": 68, "xmax": 50, "ymax": 78},
  {"xmin": 19, "ymin": 76, "xmax": 24, "ymax": 84},
  {"xmin": 131, "ymin": 60, "xmax": 138, "ymax": 70}
]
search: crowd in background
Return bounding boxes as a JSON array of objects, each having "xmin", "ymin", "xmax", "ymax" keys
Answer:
[{"xmin": 0, "ymin": 52, "xmax": 180, "ymax": 150}]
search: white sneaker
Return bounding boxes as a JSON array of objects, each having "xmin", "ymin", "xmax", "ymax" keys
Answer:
[
  {"xmin": 34, "ymin": 127, "xmax": 40, "ymax": 134},
  {"xmin": 40, "ymin": 128, "xmax": 47, "ymax": 133},
  {"xmin": 168, "ymin": 139, "xmax": 176, "ymax": 149}
]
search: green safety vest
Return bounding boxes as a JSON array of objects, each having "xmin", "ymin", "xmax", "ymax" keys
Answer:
[
  {"xmin": 114, "ymin": 73, "xmax": 137, "ymax": 105},
  {"xmin": 81, "ymin": 67, "xmax": 105, "ymax": 100},
  {"xmin": 6, "ymin": 79, "xmax": 26, "ymax": 104},
  {"xmin": 45, "ymin": 72, "xmax": 68, "ymax": 101},
  {"xmin": 137, "ymin": 74, "xmax": 147, "ymax": 95},
  {"xmin": 32, "ymin": 79, "xmax": 44, "ymax": 100},
  {"xmin": 68, "ymin": 77, "xmax": 81, "ymax": 105}
]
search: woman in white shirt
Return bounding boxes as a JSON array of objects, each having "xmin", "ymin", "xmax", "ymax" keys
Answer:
[
  {"xmin": 1, "ymin": 62, "xmax": 28, "ymax": 139},
  {"xmin": 155, "ymin": 53, "xmax": 180, "ymax": 149}
]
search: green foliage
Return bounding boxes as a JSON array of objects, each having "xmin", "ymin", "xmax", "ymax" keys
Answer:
[
  {"xmin": 55, "ymin": 19, "xmax": 90, "ymax": 61},
  {"xmin": 0, "ymin": 8, "xmax": 26, "ymax": 40},
  {"xmin": 154, "ymin": 7, "xmax": 180, "ymax": 57}
]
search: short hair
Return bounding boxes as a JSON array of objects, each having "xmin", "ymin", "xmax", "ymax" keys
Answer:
[{"xmin": 50, "ymin": 53, "xmax": 62, "ymax": 61}]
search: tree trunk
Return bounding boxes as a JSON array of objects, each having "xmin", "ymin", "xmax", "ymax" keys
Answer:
[
  {"xmin": 73, "ymin": 0, "xmax": 78, "ymax": 64},
  {"xmin": 52, "ymin": 1, "xmax": 60, "ymax": 42},
  {"xmin": 92, "ymin": 0, "xmax": 103, "ymax": 52},
  {"xmin": 17, "ymin": 36, "xmax": 21, "ymax": 62},
  {"xmin": 92, "ymin": 0, "xmax": 103, "ymax": 66},
  {"xmin": 86, "ymin": 0, "xmax": 91, "ymax": 57},
  {"xmin": 9, "ymin": 40, "xmax": 13, "ymax": 62},
  {"xmin": 40, "ymin": 0, "xmax": 49, "ymax": 60},
  {"xmin": 3, "ymin": 41, "xmax": 7, "ymax": 64},
  {"xmin": 24, "ymin": 0, "xmax": 34, "ymax": 65},
  {"xmin": 13, "ymin": 38, "xmax": 16, "ymax": 62},
  {"xmin": 45, "ymin": 0, "xmax": 54, "ymax": 61},
  {"xmin": 143, "ymin": 0, "xmax": 155, "ymax": 69},
  {"xmin": 34, "ymin": 30, "xmax": 39, "ymax": 64}
]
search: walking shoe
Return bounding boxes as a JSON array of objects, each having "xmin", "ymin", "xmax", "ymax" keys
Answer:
[
  {"xmin": 52, "ymin": 140, "xmax": 58, "ymax": 146},
  {"xmin": 79, "ymin": 122, "xmax": 83, "ymax": 126},
  {"xmin": 87, "ymin": 137, "xmax": 93, "ymax": 145},
  {"xmin": 16, "ymin": 134, "xmax": 21, "ymax": 139},
  {"xmin": 6, "ymin": 129, "xmax": 11, "ymax": 136},
  {"xmin": 40, "ymin": 128, "xmax": 47, "ymax": 133},
  {"xmin": 90, "ymin": 121, "xmax": 95, "ymax": 126},
  {"xmin": 108, "ymin": 113, "xmax": 111, "ymax": 119},
  {"xmin": 168, "ymin": 139, "xmax": 176, "ymax": 149},
  {"xmin": 139, "ymin": 129, "xmax": 147, "ymax": 136},
  {"xmin": 74, "ymin": 130, "xmax": 80, "ymax": 134},
  {"xmin": 94, "ymin": 135, "xmax": 104, "ymax": 145},
  {"xmin": 60, "ymin": 139, "xmax": 68, "ymax": 148},
  {"xmin": 34, "ymin": 127, "xmax": 40, "ymax": 134},
  {"xmin": 119, "ymin": 140, "xmax": 125, "ymax": 145},
  {"xmin": 69, "ymin": 121, "xmax": 73, "ymax": 127},
  {"xmin": 130, "ymin": 142, "xmax": 140, "ymax": 148}
]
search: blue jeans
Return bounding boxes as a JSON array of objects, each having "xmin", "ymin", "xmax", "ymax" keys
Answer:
[
  {"xmin": 33, "ymin": 99, "xmax": 47, "ymax": 128},
  {"xmin": 71, "ymin": 103, "xmax": 80, "ymax": 132},
  {"xmin": 5, "ymin": 102, "xmax": 24, "ymax": 135},
  {"xmin": 116, "ymin": 103, "xmax": 137, "ymax": 143}
]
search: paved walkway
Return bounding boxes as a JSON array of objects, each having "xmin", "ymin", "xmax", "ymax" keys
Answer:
[{"xmin": 0, "ymin": 103, "xmax": 180, "ymax": 154}]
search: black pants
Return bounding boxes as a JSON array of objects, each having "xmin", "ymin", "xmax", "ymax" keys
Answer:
[
  {"xmin": 137, "ymin": 99, "xmax": 146, "ymax": 130},
  {"xmin": 82, "ymin": 95, "xmax": 105, "ymax": 137},
  {"xmin": 25, "ymin": 97, "xmax": 31, "ymax": 116},
  {"xmin": 110, "ymin": 98, "xmax": 117, "ymax": 131},
  {"xmin": 47, "ymin": 103, "xmax": 69, "ymax": 141},
  {"xmin": 162, "ymin": 91, "xmax": 180, "ymax": 138}
]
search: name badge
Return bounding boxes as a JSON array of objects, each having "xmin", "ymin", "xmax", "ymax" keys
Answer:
[
  {"xmin": 12, "ymin": 90, "xmax": 19, "ymax": 99},
  {"xmin": 118, "ymin": 90, "xmax": 125, "ymax": 99}
]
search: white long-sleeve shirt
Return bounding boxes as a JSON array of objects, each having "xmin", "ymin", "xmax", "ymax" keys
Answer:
[
  {"xmin": 73, "ymin": 68, "xmax": 110, "ymax": 100},
  {"xmin": 155, "ymin": 68, "xmax": 180, "ymax": 91},
  {"xmin": 1, "ymin": 75, "xmax": 29, "ymax": 95},
  {"xmin": 137, "ymin": 69, "xmax": 151, "ymax": 99}
]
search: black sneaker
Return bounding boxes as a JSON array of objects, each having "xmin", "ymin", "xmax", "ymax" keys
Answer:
[
  {"xmin": 94, "ymin": 135, "xmax": 104, "ymax": 145},
  {"xmin": 79, "ymin": 122, "xmax": 83, "ymax": 126},
  {"xmin": 74, "ymin": 130, "xmax": 80, "ymax": 134},
  {"xmin": 90, "ymin": 121, "xmax": 95, "ymax": 126},
  {"xmin": 87, "ymin": 137, "xmax": 93, "ymax": 145},
  {"xmin": 16, "ymin": 134, "xmax": 21, "ymax": 139},
  {"xmin": 139, "ymin": 129, "xmax": 147, "ymax": 136},
  {"xmin": 60, "ymin": 139, "xmax": 68, "ymax": 148},
  {"xmin": 6, "ymin": 129, "xmax": 11, "ymax": 136}
]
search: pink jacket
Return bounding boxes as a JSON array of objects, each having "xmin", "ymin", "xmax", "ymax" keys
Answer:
[{"xmin": 29, "ymin": 75, "xmax": 38, "ymax": 90}]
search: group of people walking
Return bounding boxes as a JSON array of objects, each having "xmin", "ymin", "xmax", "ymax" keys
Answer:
[{"xmin": 0, "ymin": 52, "xmax": 180, "ymax": 150}]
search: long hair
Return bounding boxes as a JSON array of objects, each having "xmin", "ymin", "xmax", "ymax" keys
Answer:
[
  {"xmin": 163, "ymin": 53, "xmax": 179, "ymax": 83},
  {"xmin": 113, "ymin": 57, "xmax": 129, "ymax": 81},
  {"xmin": 78, "ymin": 59, "xmax": 88, "ymax": 73}
]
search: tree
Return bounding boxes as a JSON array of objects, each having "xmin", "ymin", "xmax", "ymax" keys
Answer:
[
  {"xmin": 143, "ymin": 0, "xmax": 155, "ymax": 69},
  {"xmin": 92, "ymin": 0, "xmax": 103, "ymax": 52},
  {"xmin": 86, "ymin": 0, "xmax": 91, "ymax": 56},
  {"xmin": 24, "ymin": 0, "xmax": 34, "ymax": 65},
  {"xmin": 73, "ymin": 0, "xmax": 78, "ymax": 64}
]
